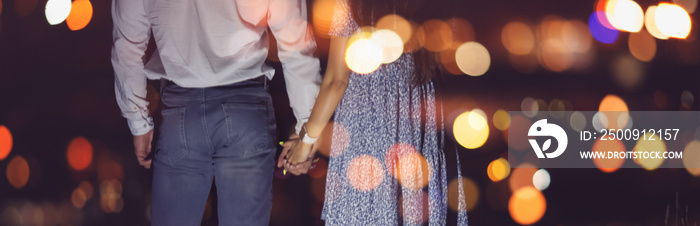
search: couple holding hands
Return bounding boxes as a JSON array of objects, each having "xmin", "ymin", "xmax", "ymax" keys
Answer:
[{"xmin": 112, "ymin": 0, "xmax": 468, "ymax": 225}]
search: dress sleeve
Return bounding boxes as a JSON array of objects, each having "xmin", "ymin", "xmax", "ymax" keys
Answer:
[{"xmin": 329, "ymin": 0, "xmax": 359, "ymax": 37}]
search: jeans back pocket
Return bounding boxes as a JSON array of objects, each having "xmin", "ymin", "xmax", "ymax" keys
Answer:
[
  {"xmin": 222, "ymin": 102, "xmax": 275, "ymax": 157},
  {"xmin": 156, "ymin": 107, "xmax": 189, "ymax": 165}
]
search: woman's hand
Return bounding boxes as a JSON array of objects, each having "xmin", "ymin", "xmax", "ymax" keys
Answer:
[{"xmin": 286, "ymin": 141, "xmax": 313, "ymax": 164}]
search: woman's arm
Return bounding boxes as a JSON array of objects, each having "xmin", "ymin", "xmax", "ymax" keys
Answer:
[{"xmin": 286, "ymin": 35, "xmax": 351, "ymax": 164}]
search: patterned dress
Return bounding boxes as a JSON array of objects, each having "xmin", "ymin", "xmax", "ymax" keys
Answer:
[{"xmin": 321, "ymin": 0, "xmax": 469, "ymax": 225}]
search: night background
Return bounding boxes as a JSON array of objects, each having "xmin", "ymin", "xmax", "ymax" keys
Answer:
[{"xmin": 0, "ymin": 0, "xmax": 699, "ymax": 225}]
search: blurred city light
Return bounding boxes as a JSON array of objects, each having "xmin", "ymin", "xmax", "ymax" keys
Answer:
[
  {"xmin": 674, "ymin": 0, "xmax": 698, "ymax": 13},
  {"xmin": 66, "ymin": 0, "xmax": 92, "ymax": 31},
  {"xmin": 612, "ymin": 54, "xmax": 646, "ymax": 91},
  {"xmin": 345, "ymin": 35, "xmax": 382, "ymax": 74},
  {"xmin": 598, "ymin": 94, "xmax": 630, "ymax": 130},
  {"xmin": 447, "ymin": 177, "xmax": 479, "ymax": 212},
  {"xmin": 312, "ymin": 0, "xmax": 336, "ymax": 39},
  {"xmin": 370, "ymin": 29, "xmax": 404, "ymax": 64},
  {"xmin": 487, "ymin": 158, "xmax": 511, "ymax": 182},
  {"xmin": 97, "ymin": 160, "xmax": 124, "ymax": 182},
  {"xmin": 493, "ymin": 109, "xmax": 511, "ymax": 131},
  {"xmin": 398, "ymin": 191, "xmax": 429, "ymax": 224},
  {"xmin": 502, "ymin": 21, "xmax": 535, "ymax": 55},
  {"xmin": 628, "ymin": 29, "xmax": 657, "ymax": 62},
  {"xmin": 385, "ymin": 143, "xmax": 417, "ymax": 178},
  {"xmin": 645, "ymin": 6, "xmax": 670, "ymax": 40},
  {"xmin": 655, "ymin": 3, "xmax": 692, "ymax": 39},
  {"xmin": 100, "ymin": 179, "xmax": 124, "ymax": 213},
  {"xmin": 453, "ymin": 109, "xmax": 489, "ymax": 149},
  {"xmin": 66, "ymin": 136, "xmax": 93, "ymax": 171},
  {"xmin": 569, "ymin": 111, "xmax": 587, "ymax": 132},
  {"xmin": 509, "ymin": 186, "xmax": 546, "ymax": 225},
  {"xmin": 346, "ymin": 155, "xmax": 384, "ymax": 191},
  {"xmin": 0, "ymin": 125, "xmax": 12, "ymax": 160},
  {"xmin": 681, "ymin": 90, "xmax": 695, "ymax": 109},
  {"xmin": 605, "ymin": 0, "xmax": 644, "ymax": 32},
  {"xmin": 376, "ymin": 14, "xmax": 413, "ymax": 45},
  {"xmin": 634, "ymin": 133, "xmax": 667, "ymax": 170},
  {"xmin": 397, "ymin": 152, "xmax": 430, "ymax": 190},
  {"xmin": 532, "ymin": 169, "xmax": 550, "ymax": 191},
  {"xmin": 417, "ymin": 19, "xmax": 452, "ymax": 52},
  {"xmin": 588, "ymin": 11, "xmax": 620, "ymax": 44},
  {"xmin": 455, "ymin": 41, "xmax": 490, "ymax": 76},
  {"xmin": 682, "ymin": 140, "xmax": 700, "ymax": 176},
  {"xmin": 6, "ymin": 156, "xmax": 30, "ymax": 189},
  {"xmin": 509, "ymin": 164, "xmax": 537, "ymax": 192},
  {"xmin": 45, "ymin": 0, "xmax": 72, "ymax": 25}
]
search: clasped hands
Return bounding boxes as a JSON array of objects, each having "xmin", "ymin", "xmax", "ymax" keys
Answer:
[{"xmin": 276, "ymin": 133, "xmax": 318, "ymax": 176}]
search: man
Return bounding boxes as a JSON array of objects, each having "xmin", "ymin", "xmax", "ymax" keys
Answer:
[{"xmin": 111, "ymin": 0, "xmax": 320, "ymax": 225}]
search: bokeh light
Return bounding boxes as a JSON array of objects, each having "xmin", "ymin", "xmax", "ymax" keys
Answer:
[
  {"xmin": 417, "ymin": 19, "xmax": 453, "ymax": 52},
  {"xmin": 385, "ymin": 143, "xmax": 416, "ymax": 178},
  {"xmin": 606, "ymin": 0, "xmax": 644, "ymax": 32},
  {"xmin": 493, "ymin": 109, "xmax": 511, "ymax": 131},
  {"xmin": 100, "ymin": 179, "xmax": 124, "ymax": 213},
  {"xmin": 509, "ymin": 186, "xmax": 546, "ymax": 225},
  {"xmin": 508, "ymin": 115, "xmax": 533, "ymax": 151},
  {"xmin": 509, "ymin": 164, "xmax": 537, "ymax": 192},
  {"xmin": 398, "ymin": 191, "xmax": 430, "ymax": 224},
  {"xmin": 521, "ymin": 97, "xmax": 538, "ymax": 118},
  {"xmin": 440, "ymin": 42, "xmax": 464, "ymax": 75},
  {"xmin": 453, "ymin": 109, "xmax": 489, "ymax": 149},
  {"xmin": 487, "ymin": 158, "xmax": 511, "ymax": 182},
  {"xmin": 71, "ymin": 187, "xmax": 88, "ymax": 209},
  {"xmin": 308, "ymin": 157, "xmax": 328, "ymax": 179},
  {"xmin": 6, "ymin": 156, "xmax": 30, "ymax": 189},
  {"xmin": 98, "ymin": 160, "xmax": 124, "ymax": 182},
  {"xmin": 569, "ymin": 111, "xmax": 587, "ymax": 132},
  {"xmin": 612, "ymin": 54, "xmax": 646, "ymax": 91},
  {"xmin": 15, "ymin": 0, "xmax": 38, "ymax": 18},
  {"xmin": 628, "ymin": 29, "xmax": 657, "ymax": 62},
  {"xmin": 67, "ymin": 136, "xmax": 93, "ymax": 171},
  {"xmin": 370, "ymin": 29, "xmax": 404, "ymax": 64},
  {"xmin": 634, "ymin": 133, "xmax": 667, "ymax": 170},
  {"xmin": 562, "ymin": 20, "xmax": 593, "ymax": 53},
  {"xmin": 347, "ymin": 155, "xmax": 384, "ymax": 191},
  {"xmin": 598, "ymin": 94, "xmax": 629, "ymax": 130},
  {"xmin": 45, "ymin": 0, "xmax": 72, "ymax": 25},
  {"xmin": 345, "ymin": 37, "xmax": 382, "ymax": 74},
  {"xmin": 447, "ymin": 18, "xmax": 475, "ymax": 43},
  {"xmin": 502, "ymin": 21, "xmax": 535, "ymax": 55},
  {"xmin": 455, "ymin": 41, "xmax": 491, "ymax": 76},
  {"xmin": 655, "ymin": 3, "xmax": 692, "ymax": 39},
  {"xmin": 0, "ymin": 125, "xmax": 12, "ymax": 160},
  {"xmin": 312, "ymin": 0, "xmax": 336, "ymax": 38},
  {"xmin": 589, "ymin": 11, "xmax": 620, "ymax": 44},
  {"xmin": 538, "ymin": 38, "xmax": 573, "ymax": 72},
  {"xmin": 645, "ymin": 6, "xmax": 669, "ymax": 40},
  {"xmin": 66, "ymin": 0, "xmax": 92, "ymax": 31},
  {"xmin": 682, "ymin": 140, "xmax": 700, "ymax": 176},
  {"xmin": 592, "ymin": 138, "xmax": 629, "ymax": 173},
  {"xmin": 532, "ymin": 169, "xmax": 551, "ymax": 191},
  {"xmin": 448, "ymin": 177, "xmax": 479, "ymax": 211},
  {"xmin": 681, "ymin": 90, "xmax": 694, "ymax": 109},
  {"xmin": 376, "ymin": 14, "xmax": 413, "ymax": 44}
]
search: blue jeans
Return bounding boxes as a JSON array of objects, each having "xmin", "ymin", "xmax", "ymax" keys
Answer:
[{"xmin": 151, "ymin": 77, "xmax": 276, "ymax": 226}]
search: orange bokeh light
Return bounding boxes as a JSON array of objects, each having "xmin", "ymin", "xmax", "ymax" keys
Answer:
[
  {"xmin": 447, "ymin": 177, "xmax": 479, "ymax": 211},
  {"xmin": 628, "ymin": 29, "xmax": 656, "ymax": 62},
  {"xmin": 312, "ymin": 0, "xmax": 336, "ymax": 39},
  {"xmin": 417, "ymin": 19, "xmax": 453, "ymax": 52},
  {"xmin": 509, "ymin": 163, "xmax": 537, "ymax": 192},
  {"xmin": 0, "ymin": 125, "xmax": 12, "ymax": 160},
  {"xmin": 502, "ymin": 21, "xmax": 535, "ymax": 55},
  {"xmin": 598, "ymin": 94, "xmax": 629, "ymax": 130},
  {"xmin": 98, "ymin": 160, "xmax": 124, "ymax": 182},
  {"xmin": 591, "ymin": 137, "xmax": 626, "ymax": 173},
  {"xmin": 509, "ymin": 186, "xmax": 546, "ymax": 225},
  {"xmin": 347, "ymin": 155, "xmax": 384, "ymax": 191},
  {"xmin": 66, "ymin": 0, "xmax": 92, "ymax": 31},
  {"xmin": 376, "ymin": 14, "xmax": 413, "ymax": 45},
  {"xmin": 397, "ymin": 152, "xmax": 430, "ymax": 190},
  {"xmin": 7, "ymin": 156, "xmax": 30, "ymax": 189},
  {"xmin": 385, "ymin": 143, "xmax": 417, "ymax": 177},
  {"xmin": 446, "ymin": 17, "xmax": 475, "ymax": 43},
  {"xmin": 67, "ymin": 136, "xmax": 93, "ymax": 171}
]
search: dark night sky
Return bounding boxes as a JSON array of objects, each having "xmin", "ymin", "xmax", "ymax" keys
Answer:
[{"xmin": 0, "ymin": 0, "xmax": 699, "ymax": 225}]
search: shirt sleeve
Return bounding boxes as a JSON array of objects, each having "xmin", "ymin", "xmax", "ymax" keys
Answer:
[
  {"xmin": 111, "ymin": 0, "xmax": 153, "ymax": 136},
  {"xmin": 267, "ymin": 0, "xmax": 322, "ymax": 134},
  {"xmin": 329, "ymin": 0, "xmax": 359, "ymax": 37}
]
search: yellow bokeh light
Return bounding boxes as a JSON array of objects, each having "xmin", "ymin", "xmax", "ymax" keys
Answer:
[
  {"xmin": 312, "ymin": 0, "xmax": 336, "ymax": 39},
  {"xmin": 448, "ymin": 178, "xmax": 479, "ymax": 212},
  {"xmin": 453, "ymin": 110, "xmax": 489, "ymax": 149},
  {"xmin": 502, "ymin": 21, "xmax": 535, "ymax": 55},
  {"xmin": 606, "ymin": 0, "xmax": 644, "ymax": 32},
  {"xmin": 6, "ymin": 156, "xmax": 30, "ymax": 189},
  {"xmin": 0, "ymin": 125, "xmax": 12, "ymax": 160},
  {"xmin": 370, "ymin": 29, "xmax": 404, "ymax": 64},
  {"xmin": 493, "ymin": 109, "xmax": 511, "ymax": 131},
  {"xmin": 45, "ymin": 0, "xmax": 72, "ymax": 25},
  {"xmin": 645, "ymin": 6, "xmax": 669, "ymax": 40},
  {"xmin": 66, "ymin": 0, "xmax": 93, "ymax": 31},
  {"xmin": 682, "ymin": 140, "xmax": 700, "ymax": 176},
  {"xmin": 509, "ymin": 187, "xmax": 546, "ymax": 225},
  {"xmin": 345, "ymin": 38, "xmax": 382, "ymax": 74},
  {"xmin": 455, "ymin": 42, "xmax": 491, "ymax": 76},
  {"xmin": 487, "ymin": 158, "xmax": 511, "ymax": 182},
  {"xmin": 347, "ymin": 155, "xmax": 384, "ymax": 191},
  {"xmin": 628, "ymin": 29, "xmax": 657, "ymax": 62},
  {"xmin": 634, "ymin": 133, "xmax": 667, "ymax": 170},
  {"xmin": 100, "ymin": 179, "xmax": 124, "ymax": 213},
  {"xmin": 655, "ymin": 3, "xmax": 692, "ymax": 39},
  {"xmin": 376, "ymin": 14, "xmax": 412, "ymax": 45}
]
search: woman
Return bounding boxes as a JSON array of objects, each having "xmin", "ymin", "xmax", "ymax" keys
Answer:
[{"xmin": 281, "ymin": 0, "xmax": 469, "ymax": 224}]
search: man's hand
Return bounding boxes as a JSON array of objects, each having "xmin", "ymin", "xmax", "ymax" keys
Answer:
[
  {"xmin": 277, "ymin": 134, "xmax": 317, "ymax": 176},
  {"xmin": 134, "ymin": 129, "xmax": 154, "ymax": 169}
]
